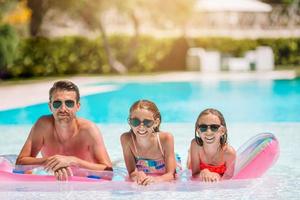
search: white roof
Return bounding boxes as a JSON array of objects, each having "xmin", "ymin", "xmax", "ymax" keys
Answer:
[{"xmin": 196, "ymin": 0, "xmax": 272, "ymax": 12}]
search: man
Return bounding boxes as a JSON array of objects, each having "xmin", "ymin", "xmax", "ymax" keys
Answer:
[{"xmin": 16, "ymin": 80, "xmax": 112, "ymax": 180}]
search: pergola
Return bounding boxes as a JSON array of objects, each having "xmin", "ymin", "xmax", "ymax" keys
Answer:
[
  {"xmin": 195, "ymin": 0, "xmax": 272, "ymax": 13},
  {"xmin": 193, "ymin": 0, "xmax": 272, "ymax": 28}
]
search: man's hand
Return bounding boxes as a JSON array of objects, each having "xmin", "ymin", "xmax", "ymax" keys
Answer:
[
  {"xmin": 54, "ymin": 167, "xmax": 73, "ymax": 181},
  {"xmin": 44, "ymin": 155, "xmax": 75, "ymax": 172}
]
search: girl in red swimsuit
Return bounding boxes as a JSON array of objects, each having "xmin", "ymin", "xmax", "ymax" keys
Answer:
[{"xmin": 189, "ymin": 108, "xmax": 236, "ymax": 182}]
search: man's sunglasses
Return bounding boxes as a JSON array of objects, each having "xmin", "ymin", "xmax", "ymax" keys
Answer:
[
  {"xmin": 197, "ymin": 124, "xmax": 221, "ymax": 133},
  {"xmin": 129, "ymin": 118, "xmax": 154, "ymax": 128},
  {"xmin": 52, "ymin": 100, "xmax": 75, "ymax": 109}
]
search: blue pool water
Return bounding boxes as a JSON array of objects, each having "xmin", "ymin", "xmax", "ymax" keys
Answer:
[
  {"xmin": 0, "ymin": 79, "xmax": 300, "ymax": 124},
  {"xmin": 0, "ymin": 78, "xmax": 299, "ymax": 199}
]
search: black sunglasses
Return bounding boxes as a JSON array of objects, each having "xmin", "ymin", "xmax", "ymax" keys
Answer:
[
  {"xmin": 129, "ymin": 118, "xmax": 154, "ymax": 128},
  {"xmin": 52, "ymin": 100, "xmax": 75, "ymax": 109},
  {"xmin": 197, "ymin": 124, "xmax": 221, "ymax": 133}
]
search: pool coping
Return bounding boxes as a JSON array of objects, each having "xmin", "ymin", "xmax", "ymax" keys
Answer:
[{"xmin": 0, "ymin": 70, "xmax": 296, "ymax": 111}]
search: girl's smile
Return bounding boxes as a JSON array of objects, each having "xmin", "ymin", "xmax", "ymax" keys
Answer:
[
  {"xmin": 136, "ymin": 128, "xmax": 149, "ymax": 136},
  {"xmin": 203, "ymin": 136, "xmax": 216, "ymax": 144},
  {"xmin": 129, "ymin": 108, "xmax": 158, "ymax": 137},
  {"xmin": 197, "ymin": 113, "xmax": 224, "ymax": 145}
]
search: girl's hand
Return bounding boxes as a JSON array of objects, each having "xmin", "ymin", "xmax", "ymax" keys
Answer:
[
  {"xmin": 199, "ymin": 169, "xmax": 221, "ymax": 182},
  {"xmin": 139, "ymin": 175, "xmax": 155, "ymax": 186},
  {"xmin": 134, "ymin": 171, "xmax": 147, "ymax": 184},
  {"xmin": 134, "ymin": 171, "xmax": 155, "ymax": 185}
]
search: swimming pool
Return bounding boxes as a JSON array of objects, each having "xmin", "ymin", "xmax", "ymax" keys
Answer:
[
  {"xmin": 0, "ymin": 78, "xmax": 299, "ymax": 199},
  {"xmin": 1, "ymin": 79, "xmax": 300, "ymax": 124}
]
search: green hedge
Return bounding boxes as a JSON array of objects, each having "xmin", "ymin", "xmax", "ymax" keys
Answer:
[
  {"xmin": 10, "ymin": 37, "xmax": 107, "ymax": 77},
  {"xmin": 0, "ymin": 24, "xmax": 19, "ymax": 79},
  {"xmin": 4, "ymin": 35, "xmax": 300, "ymax": 78}
]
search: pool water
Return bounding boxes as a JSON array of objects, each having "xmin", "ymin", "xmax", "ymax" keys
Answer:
[
  {"xmin": 1, "ymin": 79, "xmax": 300, "ymax": 124},
  {"xmin": 0, "ymin": 79, "xmax": 300, "ymax": 199}
]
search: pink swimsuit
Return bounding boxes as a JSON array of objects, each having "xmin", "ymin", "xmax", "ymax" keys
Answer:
[{"xmin": 131, "ymin": 133, "xmax": 166, "ymax": 174}]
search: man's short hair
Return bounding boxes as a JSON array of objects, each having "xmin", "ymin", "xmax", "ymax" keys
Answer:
[{"xmin": 49, "ymin": 80, "xmax": 80, "ymax": 102}]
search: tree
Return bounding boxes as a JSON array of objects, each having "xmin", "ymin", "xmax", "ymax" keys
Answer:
[
  {"xmin": 262, "ymin": 0, "xmax": 294, "ymax": 4},
  {"xmin": 0, "ymin": 0, "xmax": 19, "ymax": 22},
  {"xmin": 0, "ymin": 0, "xmax": 19, "ymax": 79},
  {"xmin": 26, "ymin": 0, "xmax": 127, "ymax": 73},
  {"xmin": 0, "ymin": 24, "xmax": 18, "ymax": 79},
  {"xmin": 110, "ymin": 0, "xmax": 196, "ymax": 68}
]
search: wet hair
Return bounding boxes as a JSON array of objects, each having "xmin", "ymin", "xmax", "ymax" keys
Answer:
[
  {"xmin": 129, "ymin": 99, "xmax": 161, "ymax": 132},
  {"xmin": 195, "ymin": 108, "xmax": 228, "ymax": 148},
  {"xmin": 49, "ymin": 80, "xmax": 80, "ymax": 102}
]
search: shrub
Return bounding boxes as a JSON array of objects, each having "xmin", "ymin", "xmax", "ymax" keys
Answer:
[
  {"xmin": 0, "ymin": 24, "xmax": 18, "ymax": 79},
  {"xmin": 5, "ymin": 35, "xmax": 300, "ymax": 78}
]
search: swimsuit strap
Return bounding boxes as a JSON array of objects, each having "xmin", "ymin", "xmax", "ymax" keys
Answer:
[
  {"xmin": 130, "ymin": 133, "xmax": 139, "ymax": 156},
  {"xmin": 130, "ymin": 132, "xmax": 164, "ymax": 158},
  {"xmin": 156, "ymin": 133, "xmax": 165, "ymax": 157}
]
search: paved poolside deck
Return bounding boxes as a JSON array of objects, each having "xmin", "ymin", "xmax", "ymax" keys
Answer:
[{"xmin": 0, "ymin": 71, "xmax": 296, "ymax": 111}]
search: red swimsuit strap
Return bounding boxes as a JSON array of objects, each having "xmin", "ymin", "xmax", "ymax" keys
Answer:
[{"xmin": 199, "ymin": 161, "xmax": 226, "ymax": 175}]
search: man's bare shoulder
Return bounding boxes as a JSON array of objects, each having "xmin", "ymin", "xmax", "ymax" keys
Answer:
[
  {"xmin": 34, "ymin": 115, "xmax": 53, "ymax": 129},
  {"xmin": 77, "ymin": 118, "xmax": 99, "ymax": 135}
]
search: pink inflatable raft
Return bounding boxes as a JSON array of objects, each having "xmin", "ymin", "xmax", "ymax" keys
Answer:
[
  {"xmin": 0, "ymin": 133, "xmax": 279, "ymax": 182},
  {"xmin": 0, "ymin": 155, "xmax": 113, "ymax": 182},
  {"xmin": 230, "ymin": 132, "xmax": 279, "ymax": 179}
]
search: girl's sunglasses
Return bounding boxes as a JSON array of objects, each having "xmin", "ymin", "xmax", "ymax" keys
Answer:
[
  {"xmin": 129, "ymin": 118, "xmax": 154, "ymax": 128},
  {"xmin": 52, "ymin": 100, "xmax": 75, "ymax": 109},
  {"xmin": 197, "ymin": 124, "xmax": 221, "ymax": 133}
]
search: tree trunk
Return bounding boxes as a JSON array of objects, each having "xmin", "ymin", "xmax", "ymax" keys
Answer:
[
  {"xmin": 124, "ymin": 10, "xmax": 140, "ymax": 68},
  {"xmin": 97, "ymin": 18, "xmax": 127, "ymax": 74},
  {"xmin": 27, "ymin": 0, "xmax": 49, "ymax": 37},
  {"xmin": 80, "ymin": 7, "xmax": 127, "ymax": 74}
]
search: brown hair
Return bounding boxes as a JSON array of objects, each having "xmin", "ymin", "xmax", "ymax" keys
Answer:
[
  {"xmin": 129, "ymin": 99, "xmax": 161, "ymax": 132},
  {"xmin": 49, "ymin": 80, "xmax": 80, "ymax": 102},
  {"xmin": 195, "ymin": 108, "xmax": 228, "ymax": 148}
]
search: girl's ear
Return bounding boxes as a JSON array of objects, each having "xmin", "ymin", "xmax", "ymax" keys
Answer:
[
  {"xmin": 154, "ymin": 118, "xmax": 160, "ymax": 128},
  {"xmin": 220, "ymin": 126, "xmax": 226, "ymax": 136},
  {"xmin": 196, "ymin": 130, "xmax": 201, "ymax": 138}
]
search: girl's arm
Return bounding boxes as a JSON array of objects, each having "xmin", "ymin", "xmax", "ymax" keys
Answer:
[
  {"xmin": 190, "ymin": 139, "xmax": 201, "ymax": 178},
  {"xmin": 153, "ymin": 132, "xmax": 176, "ymax": 182},
  {"xmin": 222, "ymin": 145, "xmax": 236, "ymax": 180},
  {"xmin": 120, "ymin": 132, "xmax": 144, "ymax": 181}
]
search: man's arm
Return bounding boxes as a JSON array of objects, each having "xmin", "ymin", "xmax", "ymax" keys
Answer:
[
  {"xmin": 16, "ymin": 117, "xmax": 47, "ymax": 165},
  {"xmin": 73, "ymin": 124, "xmax": 113, "ymax": 170}
]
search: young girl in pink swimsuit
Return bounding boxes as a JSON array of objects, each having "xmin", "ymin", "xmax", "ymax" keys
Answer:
[
  {"xmin": 189, "ymin": 108, "xmax": 236, "ymax": 182},
  {"xmin": 120, "ymin": 100, "xmax": 178, "ymax": 185}
]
